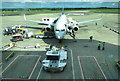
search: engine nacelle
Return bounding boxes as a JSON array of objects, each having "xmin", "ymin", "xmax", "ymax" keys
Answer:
[
  {"xmin": 45, "ymin": 25, "xmax": 51, "ymax": 31},
  {"xmin": 73, "ymin": 25, "xmax": 79, "ymax": 32}
]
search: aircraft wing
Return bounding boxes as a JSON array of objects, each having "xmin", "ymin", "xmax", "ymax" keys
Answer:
[
  {"xmin": 24, "ymin": 14, "xmax": 53, "ymax": 25},
  {"xmin": 67, "ymin": 15, "xmax": 103, "ymax": 26}
]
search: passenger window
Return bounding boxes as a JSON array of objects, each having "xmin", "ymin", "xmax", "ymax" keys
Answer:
[{"xmin": 44, "ymin": 19, "xmax": 46, "ymax": 21}]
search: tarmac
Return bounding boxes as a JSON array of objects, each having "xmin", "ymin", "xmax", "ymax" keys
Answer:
[{"xmin": 0, "ymin": 12, "xmax": 120, "ymax": 81}]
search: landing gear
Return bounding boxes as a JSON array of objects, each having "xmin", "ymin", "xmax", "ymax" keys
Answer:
[
  {"xmin": 73, "ymin": 36, "xmax": 77, "ymax": 42},
  {"xmin": 70, "ymin": 32, "xmax": 77, "ymax": 42},
  {"xmin": 59, "ymin": 40, "xmax": 62, "ymax": 43}
]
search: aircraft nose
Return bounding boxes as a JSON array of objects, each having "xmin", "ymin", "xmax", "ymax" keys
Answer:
[
  {"xmin": 55, "ymin": 31, "xmax": 65, "ymax": 39},
  {"xmin": 56, "ymin": 34, "xmax": 63, "ymax": 39},
  {"xmin": 57, "ymin": 36, "xmax": 61, "ymax": 39}
]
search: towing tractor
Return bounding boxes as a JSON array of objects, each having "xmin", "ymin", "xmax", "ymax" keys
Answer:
[{"xmin": 42, "ymin": 46, "xmax": 67, "ymax": 72}]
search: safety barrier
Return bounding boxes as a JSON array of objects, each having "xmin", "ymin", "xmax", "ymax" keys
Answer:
[
  {"xmin": 17, "ymin": 46, "xmax": 34, "ymax": 49},
  {"xmin": 40, "ymin": 44, "xmax": 50, "ymax": 46},
  {"xmin": 5, "ymin": 51, "xmax": 14, "ymax": 61},
  {"xmin": 16, "ymin": 44, "xmax": 50, "ymax": 49},
  {"xmin": 1, "ymin": 42, "xmax": 17, "ymax": 51},
  {"xmin": 0, "ymin": 43, "xmax": 10, "ymax": 49},
  {"xmin": 3, "ymin": 45, "xmax": 14, "ymax": 51},
  {"xmin": 104, "ymin": 26, "xmax": 120, "ymax": 34}
]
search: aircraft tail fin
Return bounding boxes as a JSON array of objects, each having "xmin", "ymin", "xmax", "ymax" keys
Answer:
[
  {"xmin": 24, "ymin": 14, "xmax": 27, "ymax": 21},
  {"xmin": 62, "ymin": 6, "xmax": 64, "ymax": 14}
]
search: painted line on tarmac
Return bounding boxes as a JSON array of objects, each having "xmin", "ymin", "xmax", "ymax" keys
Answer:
[
  {"xmin": 5, "ymin": 51, "xmax": 14, "ymax": 61},
  {"xmin": 28, "ymin": 56, "xmax": 41, "ymax": 80},
  {"xmin": 2, "ymin": 77, "xmax": 28, "ymax": 80},
  {"xmin": 78, "ymin": 56, "xmax": 107, "ymax": 81},
  {"xmin": 36, "ymin": 66, "xmax": 43, "ymax": 81},
  {"xmin": 93, "ymin": 56, "xmax": 107, "ymax": 81},
  {"xmin": 70, "ymin": 49, "xmax": 75, "ymax": 81},
  {"xmin": 78, "ymin": 56, "xmax": 85, "ymax": 81},
  {"xmin": 2, "ymin": 55, "xmax": 40, "ymax": 73},
  {"xmin": 2, "ymin": 55, "xmax": 19, "ymax": 73},
  {"xmin": 19, "ymin": 55, "xmax": 40, "ymax": 56},
  {"xmin": 2, "ymin": 55, "xmax": 41, "ymax": 80},
  {"xmin": 79, "ymin": 56, "xmax": 93, "ymax": 58}
]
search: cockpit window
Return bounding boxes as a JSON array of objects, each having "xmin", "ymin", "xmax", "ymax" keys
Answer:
[
  {"xmin": 56, "ymin": 29, "xmax": 65, "ymax": 31},
  {"xmin": 61, "ymin": 29, "xmax": 65, "ymax": 31},
  {"xmin": 56, "ymin": 29, "xmax": 59, "ymax": 31}
]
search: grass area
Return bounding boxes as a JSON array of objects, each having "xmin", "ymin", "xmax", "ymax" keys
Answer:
[
  {"xmin": 89, "ymin": 9, "xmax": 118, "ymax": 13},
  {"xmin": 2, "ymin": 10, "xmax": 61, "ymax": 15},
  {"xmin": 2, "ymin": 8, "xmax": 119, "ymax": 16}
]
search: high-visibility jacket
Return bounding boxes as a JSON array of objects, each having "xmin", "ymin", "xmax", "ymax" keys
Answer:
[{"xmin": 98, "ymin": 42, "xmax": 100, "ymax": 46}]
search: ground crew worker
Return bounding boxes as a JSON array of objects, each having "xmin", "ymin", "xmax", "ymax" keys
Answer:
[
  {"xmin": 98, "ymin": 41, "xmax": 101, "ymax": 50},
  {"xmin": 102, "ymin": 42, "xmax": 105, "ymax": 50},
  {"xmin": 96, "ymin": 22, "xmax": 97, "ymax": 25},
  {"xmin": 89, "ymin": 36, "xmax": 93, "ymax": 42}
]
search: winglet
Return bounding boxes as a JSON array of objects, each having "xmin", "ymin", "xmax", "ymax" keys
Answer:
[
  {"xmin": 99, "ymin": 14, "xmax": 103, "ymax": 20},
  {"xmin": 62, "ymin": 6, "xmax": 64, "ymax": 15},
  {"xmin": 97, "ymin": 14, "xmax": 103, "ymax": 20},
  {"xmin": 101, "ymin": 14, "xmax": 103, "ymax": 20},
  {"xmin": 24, "ymin": 14, "xmax": 27, "ymax": 21}
]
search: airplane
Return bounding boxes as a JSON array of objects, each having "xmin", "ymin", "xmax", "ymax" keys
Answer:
[{"xmin": 24, "ymin": 7, "xmax": 103, "ymax": 42}]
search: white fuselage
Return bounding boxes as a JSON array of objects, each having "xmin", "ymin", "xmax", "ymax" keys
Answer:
[{"xmin": 54, "ymin": 14, "xmax": 67, "ymax": 39}]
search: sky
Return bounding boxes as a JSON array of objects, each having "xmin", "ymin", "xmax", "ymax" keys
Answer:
[{"xmin": 1, "ymin": 0, "xmax": 120, "ymax": 2}]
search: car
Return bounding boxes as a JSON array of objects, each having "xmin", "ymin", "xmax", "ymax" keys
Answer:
[
  {"xmin": 116, "ymin": 60, "xmax": 120, "ymax": 68},
  {"xmin": 11, "ymin": 34, "xmax": 23, "ymax": 42}
]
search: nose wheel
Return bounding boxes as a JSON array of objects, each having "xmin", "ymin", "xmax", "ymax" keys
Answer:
[{"xmin": 59, "ymin": 40, "xmax": 62, "ymax": 43}]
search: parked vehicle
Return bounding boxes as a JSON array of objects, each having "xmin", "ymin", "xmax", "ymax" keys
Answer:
[
  {"xmin": 42, "ymin": 46, "xmax": 67, "ymax": 72},
  {"xmin": 24, "ymin": 31, "xmax": 33, "ymax": 38},
  {"xmin": 11, "ymin": 34, "xmax": 23, "ymax": 42},
  {"xmin": 116, "ymin": 60, "xmax": 120, "ymax": 68}
]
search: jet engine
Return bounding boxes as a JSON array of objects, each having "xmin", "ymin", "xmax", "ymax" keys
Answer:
[
  {"xmin": 73, "ymin": 25, "xmax": 79, "ymax": 32},
  {"xmin": 45, "ymin": 25, "xmax": 51, "ymax": 31}
]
